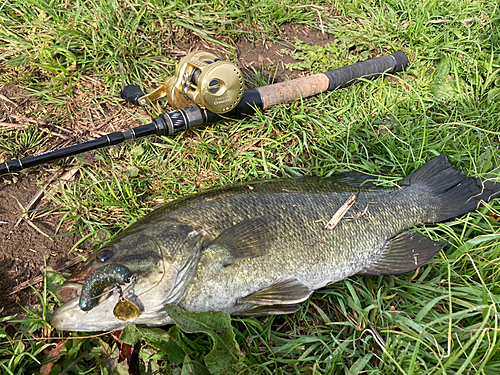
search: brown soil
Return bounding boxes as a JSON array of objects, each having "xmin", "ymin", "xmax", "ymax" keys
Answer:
[
  {"xmin": 237, "ymin": 23, "xmax": 335, "ymax": 82},
  {"xmin": 0, "ymin": 175, "xmax": 93, "ymax": 316},
  {"xmin": 0, "ymin": 25, "xmax": 334, "ymax": 317}
]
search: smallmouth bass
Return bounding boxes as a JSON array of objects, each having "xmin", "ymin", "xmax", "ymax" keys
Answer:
[{"xmin": 52, "ymin": 155, "xmax": 500, "ymax": 331}]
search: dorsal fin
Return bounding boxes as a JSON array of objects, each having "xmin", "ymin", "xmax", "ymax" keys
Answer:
[
  {"xmin": 209, "ymin": 217, "xmax": 273, "ymax": 266},
  {"xmin": 358, "ymin": 231, "xmax": 447, "ymax": 276},
  {"xmin": 238, "ymin": 277, "xmax": 312, "ymax": 305},
  {"xmin": 336, "ymin": 171, "xmax": 379, "ymax": 188}
]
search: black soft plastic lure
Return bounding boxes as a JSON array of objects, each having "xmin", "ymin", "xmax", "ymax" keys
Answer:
[{"xmin": 79, "ymin": 264, "xmax": 133, "ymax": 311}]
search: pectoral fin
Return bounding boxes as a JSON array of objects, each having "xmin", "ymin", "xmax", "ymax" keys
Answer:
[
  {"xmin": 210, "ymin": 217, "xmax": 273, "ymax": 266},
  {"xmin": 238, "ymin": 277, "xmax": 312, "ymax": 305},
  {"xmin": 359, "ymin": 231, "xmax": 447, "ymax": 276}
]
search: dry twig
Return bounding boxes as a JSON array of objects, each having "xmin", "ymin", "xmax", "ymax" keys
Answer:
[{"xmin": 325, "ymin": 194, "xmax": 356, "ymax": 230}]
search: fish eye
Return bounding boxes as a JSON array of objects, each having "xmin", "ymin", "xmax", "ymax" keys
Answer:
[{"xmin": 96, "ymin": 248, "xmax": 114, "ymax": 263}]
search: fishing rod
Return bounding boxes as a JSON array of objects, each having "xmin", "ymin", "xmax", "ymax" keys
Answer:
[{"xmin": 0, "ymin": 50, "xmax": 408, "ymax": 176}]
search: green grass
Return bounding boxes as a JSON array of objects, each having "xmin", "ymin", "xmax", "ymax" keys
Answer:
[{"xmin": 1, "ymin": 0, "xmax": 500, "ymax": 373}]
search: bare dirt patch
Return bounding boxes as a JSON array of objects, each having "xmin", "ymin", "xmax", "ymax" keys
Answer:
[
  {"xmin": 0, "ymin": 25, "xmax": 335, "ymax": 317},
  {"xmin": 237, "ymin": 24, "xmax": 335, "ymax": 82},
  {"xmin": 0, "ymin": 175, "xmax": 92, "ymax": 316}
]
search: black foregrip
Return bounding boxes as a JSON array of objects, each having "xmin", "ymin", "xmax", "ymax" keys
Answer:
[
  {"xmin": 121, "ymin": 85, "xmax": 146, "ymax": 106},
  {"xmin": 324, "ymin": 51, "xmax": 408, "ymax": 91}
]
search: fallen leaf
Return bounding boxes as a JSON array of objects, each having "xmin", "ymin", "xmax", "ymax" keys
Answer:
[{"xmin": 39, "ymin": 340, "xmax": 67, "ymax": 375}]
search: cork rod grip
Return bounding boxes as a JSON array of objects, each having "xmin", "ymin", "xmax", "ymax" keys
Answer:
[{"xmin": 257, "ymin": 74, "xmax": 330, "ymax": 110}]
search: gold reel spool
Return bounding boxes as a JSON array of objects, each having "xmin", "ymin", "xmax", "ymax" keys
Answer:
[{"xmin": 141, "ymin": 51, "xmax": 244, "ymax": 114}]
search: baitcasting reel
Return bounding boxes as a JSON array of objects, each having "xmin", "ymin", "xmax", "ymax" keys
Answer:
[{"xmin": 133, "ymin": 51, "xmax": 244, "ymax": 113}]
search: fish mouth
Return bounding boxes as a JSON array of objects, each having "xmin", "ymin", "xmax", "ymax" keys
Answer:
[
  {"xmin": 55, "ymin": 261, "xmax": 101, "ymax": 303},
  {"xmin": 55, "ymin": 265, "xmax": 93, "ymax": 303},
  {"xmin": 55, "ymin": 282, "xmax": 83, "ymax": 303},
  {"xmin": 51, "ymin": 289, "xmax": 128, "ymax": 332},
  {"xmin": 52, "ymin": 270, "xmax": 132, "ymax": 332},
  {"xmin": 56, "ymin": 281, "xmax": 119, "ymax": 309}
]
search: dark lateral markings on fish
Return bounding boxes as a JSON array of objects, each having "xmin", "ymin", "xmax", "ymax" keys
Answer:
[{"xmin": 51, "ymin": 155, "xmax": 500, "ymax": 332}]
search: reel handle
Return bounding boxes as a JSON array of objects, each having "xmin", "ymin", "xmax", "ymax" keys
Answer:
[{"xmin": 121, "ymin": 85, "xmax": 147, "ymax": 106}]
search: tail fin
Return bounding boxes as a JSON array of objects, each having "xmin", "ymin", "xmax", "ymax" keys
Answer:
[{"xmin": 402, "ymin": 155, "xmax": 500, "ymax": 223}]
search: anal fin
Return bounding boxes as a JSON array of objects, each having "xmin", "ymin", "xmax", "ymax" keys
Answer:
[
  {"xmin": 238, "ymin": 277, "xmax": 312, "ymax": 305},
  {"xmin": 359, "ymin": 231, "xmax": 447, "ymax": 276}
]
